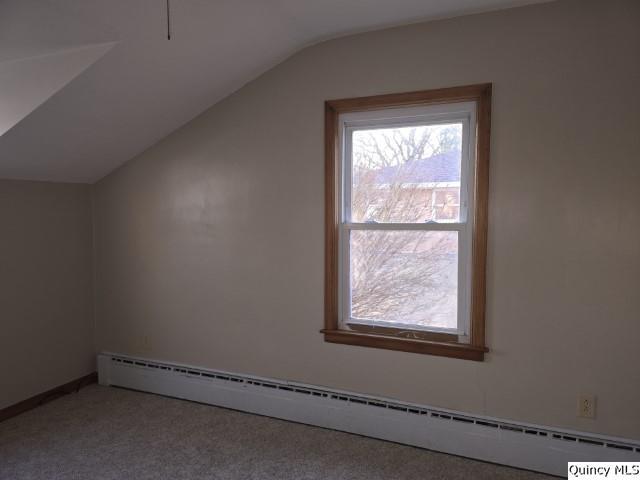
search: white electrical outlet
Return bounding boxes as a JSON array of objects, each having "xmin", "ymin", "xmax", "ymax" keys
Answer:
[{"xmin": 577, "ymin": 394, "xmax": 596, "ymax": 419}]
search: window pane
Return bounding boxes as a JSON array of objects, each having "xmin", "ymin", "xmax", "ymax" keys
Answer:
[
  {"xmin": 349, "ymin": 230, "xmax": 458, "ymax": 330},
  {"xmin": 351, "ymin": 123, "xmax": 462, "ymax": 223}
]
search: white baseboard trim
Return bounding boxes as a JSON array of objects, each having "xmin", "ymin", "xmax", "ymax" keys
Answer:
[{"xmin": 97, "ymin": 353, "xmax": 639, "ymax": 477}]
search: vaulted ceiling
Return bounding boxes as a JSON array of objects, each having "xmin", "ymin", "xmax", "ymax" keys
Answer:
[{"xmin": 0, "ymin": 0, "xmax": 550, "ymax": 183}]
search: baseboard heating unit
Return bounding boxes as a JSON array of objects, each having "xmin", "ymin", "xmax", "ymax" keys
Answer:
[{"xmin": 98, "ymin": 353, "xmax": 639, "ymax": 476}]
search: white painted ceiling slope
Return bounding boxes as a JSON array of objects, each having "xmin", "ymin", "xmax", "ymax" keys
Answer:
[{"xmin": 0, "ymin": 0, "xmax": 551, "ymax": 183}]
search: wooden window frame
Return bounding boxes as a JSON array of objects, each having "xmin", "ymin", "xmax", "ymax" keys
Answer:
[{"xmin": 323, "ymin": 83, "xmax": 491, "ymax": 361}]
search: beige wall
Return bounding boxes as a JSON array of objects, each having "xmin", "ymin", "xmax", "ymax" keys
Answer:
[
  {"xmin": 0, "ymin": 180, "xmax": 94, "ymax": 408},
  {"xmin": 93, "ymin": 0, "xmax": 640, "ymax": 438}
]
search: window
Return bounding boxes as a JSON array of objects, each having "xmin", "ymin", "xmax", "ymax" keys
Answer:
[{"xmin": 323, "ymin": 84, "xmax": 491, "ymax": 361}]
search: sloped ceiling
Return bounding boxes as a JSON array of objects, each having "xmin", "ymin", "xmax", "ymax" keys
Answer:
[
  {"xmin": 0, "ymin": 43, "xmax": 114, "ymax": 137},
  {"xmin": 0, "ymin": 0, "xmax": 551, "ymax": 183}
]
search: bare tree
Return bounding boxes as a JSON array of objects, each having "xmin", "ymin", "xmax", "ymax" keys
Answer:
[{"xmin": 350, "ymin": 125, "xmax": 461, "ymax": 328}]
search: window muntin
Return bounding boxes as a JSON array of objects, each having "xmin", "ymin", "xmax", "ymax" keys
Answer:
[{"xmin": 339, "ymin": 103, "xmax": 476, "ymax": 338}]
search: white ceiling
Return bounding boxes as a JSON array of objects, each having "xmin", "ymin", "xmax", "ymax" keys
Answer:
[{"xmin": 0, "ymin": 0, "xmax": 550, "ymax": 183}]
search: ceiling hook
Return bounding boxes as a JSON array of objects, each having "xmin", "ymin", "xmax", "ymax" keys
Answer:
[{"xmin": 166, "ymin": 0, "xmax": 171, "ymax": 40}]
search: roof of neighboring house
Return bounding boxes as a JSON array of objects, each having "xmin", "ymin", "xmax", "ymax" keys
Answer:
[{"xmin": 368, "ymin": 150, "xmax": 461, "ymax": 185}]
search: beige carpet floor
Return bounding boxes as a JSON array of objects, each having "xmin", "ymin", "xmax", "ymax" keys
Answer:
[{"xmin": 0, "ymin": 385, "xmax": 553, "ymax": 480}]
